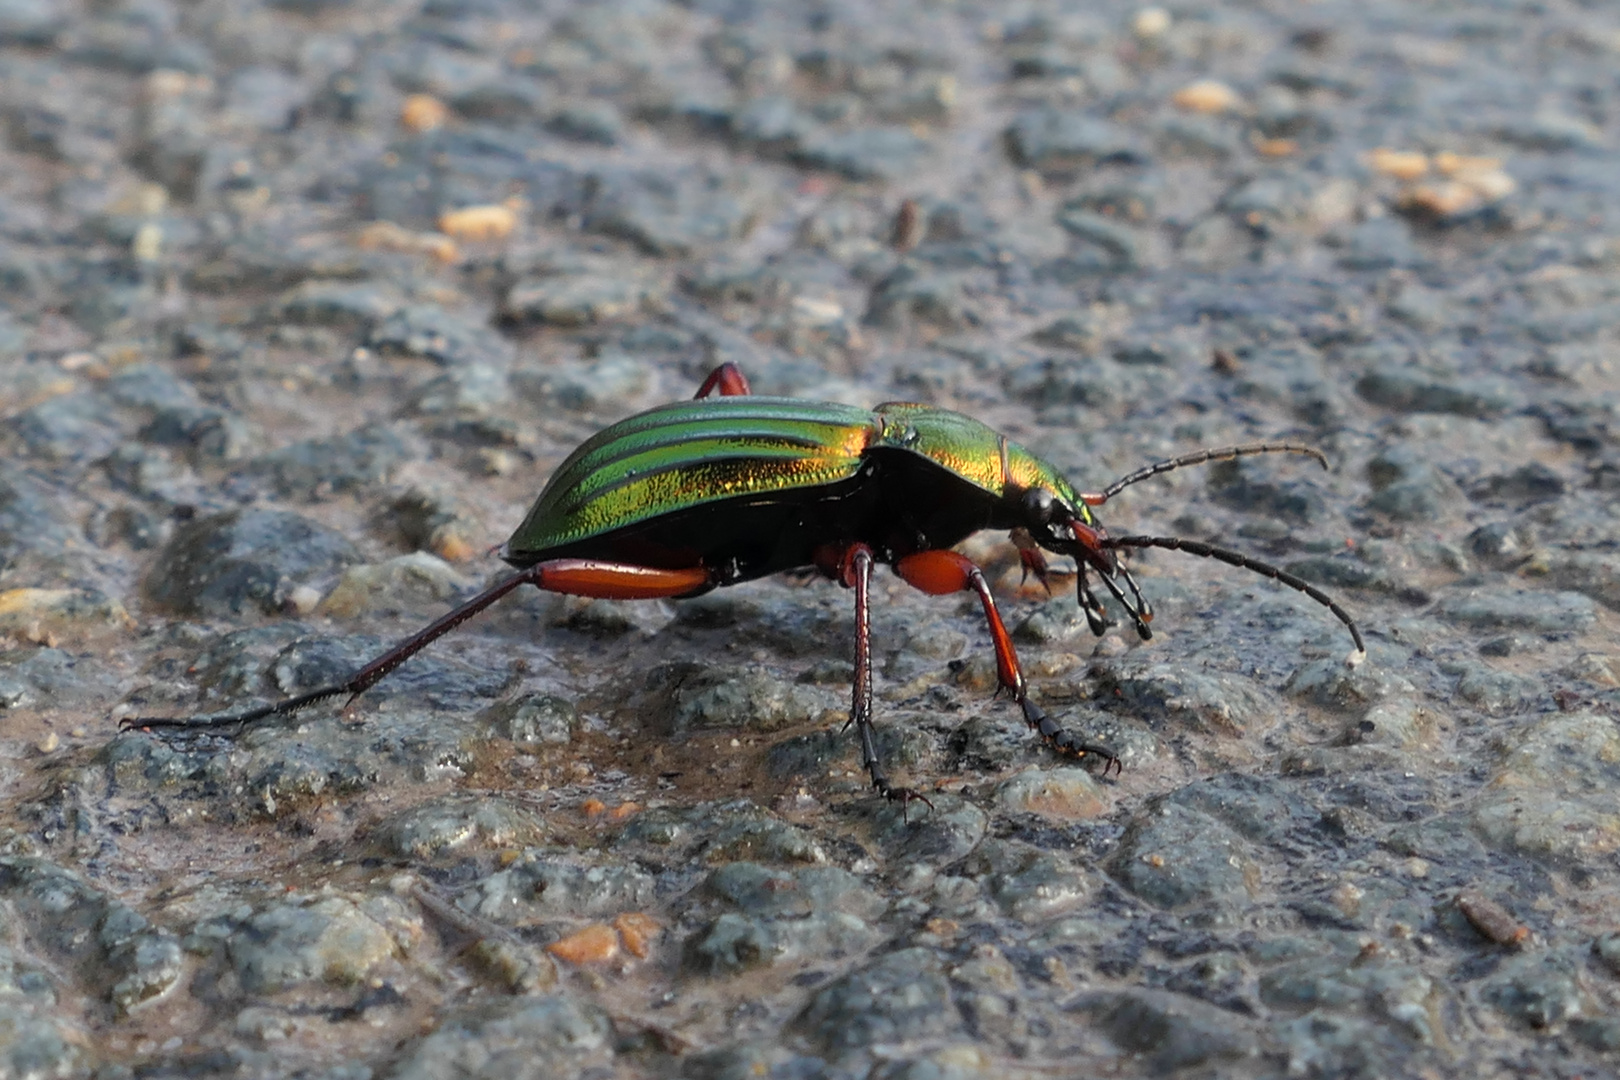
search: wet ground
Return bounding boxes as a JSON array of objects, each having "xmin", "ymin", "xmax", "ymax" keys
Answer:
[{"xmin": 1, "ymin": 0, "xmax": 1619, "ymax": 1077}]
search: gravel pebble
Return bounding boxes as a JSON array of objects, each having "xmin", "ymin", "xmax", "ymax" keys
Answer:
[
  {"xmin": 1109, "ymin": 800, "xmax": 1258, "ymax": 913},
  {"xmin": 144, "ymin": 509, "xmax": 362, "ymax": 617},
  {"xmin": 1472, "ymin": 710, "xmax": 1620, "ymax": 864},
  {"xmin": 1071, "ymin": 987, "xmax": 1259, "ymax": 1071},
  {"xmin": 390, "ymin": 994, "xmax": 615, "ymax": 1080},
  {"xmin": 228, "ymin": 892, "xmax": 417, "ymax": 994},
  {"xmin": 792, "ymin": 947, "xmax": 956, "ymax": 1055}
]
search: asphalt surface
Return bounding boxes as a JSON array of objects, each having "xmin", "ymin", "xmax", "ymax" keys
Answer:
[{"xmin": 0, "ymin": 0, "xmax": 1618, "ymax": 1077}]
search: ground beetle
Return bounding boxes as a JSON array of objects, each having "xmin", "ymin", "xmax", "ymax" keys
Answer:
[{"xmin": 130, "ymin": 363, "xmax": 1365, "ymax": 809}]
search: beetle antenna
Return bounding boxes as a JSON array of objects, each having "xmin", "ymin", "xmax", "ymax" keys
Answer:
[
  {"xmin": 1084, "ymin": 442, "xmax": 1328, "ymax": 505},
  {"xmin": 1101, "ymin": 535, "xmax": 1366, "ymax": 662}
]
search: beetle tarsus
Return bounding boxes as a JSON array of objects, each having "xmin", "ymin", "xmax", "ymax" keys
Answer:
[
  {"xmin": 878, "ymin": 782, "xmax": 935, "ymax": 822},
  {"xmin": 119, "ymin": 683, "xmax": 350, "ymax": 732},
  {"xmin": 855, "ymin": 704, "xmax": 934, "ymax": 821},
  {"xmin": 894, "ymin": 548, "xmax": 1122, "ymax": 779},
  {"xmin": 1019, "ymin": 697, "xmax": 1121, "ymax": 777}
]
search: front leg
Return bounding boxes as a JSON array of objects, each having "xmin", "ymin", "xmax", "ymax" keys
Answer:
[{"xmin": 895, "ymin": 549, "xmax": 1121, "ymax": 777}]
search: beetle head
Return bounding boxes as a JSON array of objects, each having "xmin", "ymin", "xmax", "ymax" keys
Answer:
[
  {"xmin": 1002, "ymin": 441, "xmax": 1152, "ymax": 639},
  {"xmin": 1018, "ymin": 482, "xmax": 1158, "ymax": 640},
  {"xmin": 1019, "ymin": 484, "xmax": 1118, "ymax": 577}
]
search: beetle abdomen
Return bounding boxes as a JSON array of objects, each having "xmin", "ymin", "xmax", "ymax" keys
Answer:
[{"xmin": 504, "ymin": 397, "xmax": 880, "ymax": 561}]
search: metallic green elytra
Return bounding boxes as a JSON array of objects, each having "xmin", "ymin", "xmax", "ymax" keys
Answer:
[
  {"xmin": 503, "ymin": 395, "xmax": 1095, "ymax": 571},
  {"xmin": 506, "ymin": 397, "xmax": 880, "ymax": 557}
]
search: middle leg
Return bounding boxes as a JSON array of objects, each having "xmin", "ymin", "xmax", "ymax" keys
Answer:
[{"xmin": 820, "ymin": 542, "xmax": 933, "ymax": 814}]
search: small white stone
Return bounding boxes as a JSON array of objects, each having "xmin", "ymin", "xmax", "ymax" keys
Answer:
[{"xmin": 1133, "ymin": 7, "xmax": 1170, "ymax": 38}]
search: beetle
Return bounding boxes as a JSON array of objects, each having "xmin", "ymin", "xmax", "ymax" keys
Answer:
[{"xmin": 128, "ymin": 363, "xmax": 1365, "ymax": 809}]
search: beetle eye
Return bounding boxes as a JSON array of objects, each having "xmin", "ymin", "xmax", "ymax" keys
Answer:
[{"xmin": 1023, "ymin": 488, "xmax": 1056, "ymax": 524}]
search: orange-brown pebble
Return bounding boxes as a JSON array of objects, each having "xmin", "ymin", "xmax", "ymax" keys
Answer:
[
  {"xmin": 429, "ymin": 528, "xmax": 476, "ymax": 563},
  {"xmin": 995, "ymin": 767, "xmax": 1109, "ymax": 821},
  {"xmin": 1396, "ymin": 151, "xmax": 1515, "ymax": 219},
  {"xmin": 1452, "ymin": 166, "xmax": 1516, "ymax": 201},
  {"xmin": 609, "ymin": 801, "xmax": 641, "ymax": 821},
  {"xmin": 1132, "ymin": 7, "xmax": 1170, "ymax": 38},
  {"xmin": 581, "ymin": 798, "xmax": 607, "ymax": 818},
  {"xmin": 438, "ymin": 204, "xmax": 517, "ymax": 242},
  {"xmin": 0, "ymin": 587, "xmax": 136, "ymax": 645},
  {"xmin": 1456, "ymin": 889, "xmax": 1529, "ymax": 946},
  {"xmin": 1433, "ymin": 151, "xmax": 1502, "ymax": 177},
  {"xmin": 1367, "ymin": 148, "xmax": 1429, "ymax": 180},
  {"xmin": 546, "ymin": 923, "xmax": 619, "ymax": 965},
  {"xmin": 612, "ymin": 913, "xmax": 660, "ymax": 959},
  {"xmin": 401, "ymin": 93, "xmax": 450, "ymax": 132},
  {"xmin": 145, "ymin": 69, "xmax": 197, "ymax": 99},
  {"xmin": 1171, "ymin": 79, "xmax": 1241, "ymax": 114},
  {"xmin": 356, "ymin": 221, "xmax": 460, "ymax": 263},
  {"xmin": 891, "ymin": 198, "xmax": 922, "ymax": 251},
  {"xmin": 1399, "ymin": 181, "xmax": 1479, "ymax": 218},
  {"xmin": 1252, "ymin": 136, "xmax": 1297, "ymax": 157},
  {"xmin": 497, "ymin": 849, "xmax": 523, "ymax": 868}
]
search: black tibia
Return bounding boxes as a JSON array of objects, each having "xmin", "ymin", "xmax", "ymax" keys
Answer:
[
  {"xmin": 1102, "ymin": 535, "xmax": 1366, "ymax": 658},
  {"xmin": 954, "ymin": 556, "xmax": 1121, "ymax": 778},
  {"xmin": 1019, "ymin": 696, "xmax": 1122, "ymax": 777},
  {"xmin": 845, "ymin": 544, "xmax": 932, "ymax": 817},
  {"xmin": 120, "ymin": 682, "xmax": 353, "ymax": 733},
  {"xmin": 121, "ymin": 565, "xmax": 546, "ymax": 733}
]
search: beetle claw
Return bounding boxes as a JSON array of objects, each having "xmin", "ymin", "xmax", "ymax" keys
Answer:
[{"xmin": 883, "ymin": 785, "xmax": 935, "ymax": 822}]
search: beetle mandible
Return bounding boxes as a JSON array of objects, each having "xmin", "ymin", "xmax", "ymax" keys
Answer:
[{"xmin": 128, "ymin": 363, "xmax": 1366, "ymax": 810}]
